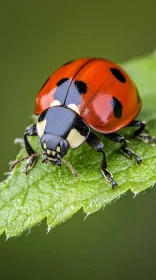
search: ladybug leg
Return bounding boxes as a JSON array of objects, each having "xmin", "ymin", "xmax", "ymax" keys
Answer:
[
  {"xmin": 86, "ymin": 132, "xmax": 117, "ymax": 189},
  {"xmin": 24, "ymin": 124, "xmax": 37, "ymax": 175},
  {"xmin": 128, "ymin": 120, "xmax": 156, "ymax": 143},
  {"xmin": 42, "ymin": 155, "xmax": 49, "ymax": 164},
  {"xmin": 104, "ymin": 133, "xmax": 142, "ymax": 164}
]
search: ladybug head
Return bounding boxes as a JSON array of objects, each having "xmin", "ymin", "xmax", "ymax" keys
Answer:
[
  {"xmin": 36, "ymin": 106, "xmax": 90, "ymax": 166},
  {"xmin": 40, "ymin": 134, "xmax": 69, "ymax": 165}
]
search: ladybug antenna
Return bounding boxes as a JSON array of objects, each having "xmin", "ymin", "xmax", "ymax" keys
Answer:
[
  {"xmin": 61, "ymin": 158, "xmax": 78, "ymax": 178},
  {"xmin": 10, "ymin": 152, "xmax": 78, "ymax": 178},
  {"xmin": 10, "ymin": 151, "xmax": 46, "ymax": 171}
]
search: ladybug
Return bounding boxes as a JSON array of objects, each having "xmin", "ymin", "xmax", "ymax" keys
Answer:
[{"xmin": 11, "ymin": 58, "xmax": 156, "ymax": 188}]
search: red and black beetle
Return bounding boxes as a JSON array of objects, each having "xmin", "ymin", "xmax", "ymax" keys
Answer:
[{"xmin": 11, "ymin": 58, "xmax": 156, "ymax": 188}]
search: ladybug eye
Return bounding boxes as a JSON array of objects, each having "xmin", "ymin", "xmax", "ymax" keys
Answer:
[
  {"xmin": 60, "ymin": 139, "xmax": 69, "ymax": 156},
  {"xmin": 110, "ymin": 68, "xmax": 126, "ymax": 83}
]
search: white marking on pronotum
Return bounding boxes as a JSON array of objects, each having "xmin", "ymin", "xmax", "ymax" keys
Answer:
[
  {"xmin": 67, "ymin": 128, "xmax": 85, "ymax": 149},
  {"xmin": 50, "ymin": 100, "xmax": 61, "ymax": 107},
  {"xmin": 36, "ymin": 119, "xmax": 46, "ymax": 138},
  {"xmin": 67, "ymin": 103, "xmax": 80, "ymax": 115}
]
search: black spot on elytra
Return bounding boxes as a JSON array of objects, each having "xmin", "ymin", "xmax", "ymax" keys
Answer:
[
  {"xmin": 74, "ymin": 80, "xmax": 87, "ymax": 94},
  {"xmin": 136, "ymin": 87, "xmax": 141, "ymax": 103},
  {"xmin": 111, "ymin": 97, "xmax": 123, "ymax": 119},
  {"xmin": 57, "ymin": 78, "xmax": 69, "ymax": 87},
  {"xmin": 40, "ymin": 77, "xmax": 50, "ymax": 90},
  {"xmin": 63, "ymin": 60, "xmax": 74, "ymax": 66},
  {"xmin": 110, "ymin": 68, "xmax": 126, "ymax": 83}
]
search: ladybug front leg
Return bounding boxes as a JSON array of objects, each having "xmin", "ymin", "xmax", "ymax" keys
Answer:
[
  {"xmin": 104, "ymin": 133, "xmax": 142, "ymax": 164},
  {"xmin": 24, "ymin": 124, "xmax": 37, "ymax": 175},
  {"xmin": 86, "ymin": 132, "xmax": 117, "ymax": 189},
  {"xmin": 128, "ymin": 120, "xmax": 156, "ymax": 143}
]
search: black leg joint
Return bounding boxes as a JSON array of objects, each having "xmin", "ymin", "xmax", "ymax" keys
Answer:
[
  {"xmin": 24, "ymin": 124, "xmax": 37, "ymax": 156},
  {"xmin": 23, "ymin": 123, "xmax": 38, "ymax": 174},
  {"xmin": 86, "ymin": 132, "xmax": 104, "ymax": 152},
  {"xmin": 25, "ymin": 124, "xmax": 37, "ymax": 136},
  {"xmin": 104, "ymin": 132, "xmax": 127, "ymax": 147}
]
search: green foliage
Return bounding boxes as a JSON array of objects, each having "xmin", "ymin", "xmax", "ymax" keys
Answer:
[{"xmin": 0, "ymin": 53, "xmax": 156, "ymax": 238}]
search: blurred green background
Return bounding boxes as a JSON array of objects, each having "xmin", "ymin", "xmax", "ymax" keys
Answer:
[{"xmin": 0, "ymin": 0, "xmax": 156, "ymax": 279}]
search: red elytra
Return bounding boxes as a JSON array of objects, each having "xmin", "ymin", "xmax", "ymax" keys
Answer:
[{"xmin": 35, "ymin": 58, "xmax": 141, "ymax": 133}]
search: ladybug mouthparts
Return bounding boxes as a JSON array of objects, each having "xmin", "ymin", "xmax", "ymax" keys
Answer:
[{"xmin": 40, "ymin": 134, "xmax": 69, "ymax": 158}]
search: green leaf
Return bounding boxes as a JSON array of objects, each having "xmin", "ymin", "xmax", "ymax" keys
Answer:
[{"xmin": 0, "ymin": 52, "xmax": 156, "ymax": 238}]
